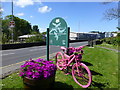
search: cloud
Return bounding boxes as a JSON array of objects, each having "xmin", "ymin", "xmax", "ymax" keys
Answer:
[
  {"xmin": 0, "ymin": 8, "xmax": 4, "ymax": 12},
  {"xmin": 30, "ymin": 16, "xmax": 33, "ymax": 18},
  {"xmin": 39, "ymin": 28, "xmax": 46, "ymax": 32},
  {"xmin": 34, "ymin": 0, "xmax": 42, "ymax": 4},
  {"xmin": 14, "ymin": 0, "xmax": 34, "ymax": 8},
  {"xmin": 16, "ymin": 13, "xmax": 24, "ymax": 16},
  {"xmin": 38, "ymin": 6, "xmax": 52, "ymax": 13}
]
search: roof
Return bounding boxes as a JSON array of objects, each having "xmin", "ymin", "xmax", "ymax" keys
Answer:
[
  {"xmin": 77, "ymin": 32, "xmax": 98, "ymax": 34},
  {"xmin": 18, "ymin": 35, "xmax": 36, "ymax": 38}
]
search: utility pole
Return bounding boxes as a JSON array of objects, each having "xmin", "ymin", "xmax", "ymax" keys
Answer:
[
  {"xmin": 12, "ymin": 0, "xmax": 13, "ymax": 21},
  {"xmin": 78, "ymin": 21, "xmax": 80, "ymax": 32},
  {"xmin": 11, "ymin": 0, "xmax": 14, "ymax": 43},
  {"xmin": 0, "ymin": 1, "xmax": 2, "ymax": 45}
]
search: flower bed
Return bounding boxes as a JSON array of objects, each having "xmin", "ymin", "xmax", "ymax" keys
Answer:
[{"xmin": 19, "ymin": 58, "xmax": 57, "ymax": 79}]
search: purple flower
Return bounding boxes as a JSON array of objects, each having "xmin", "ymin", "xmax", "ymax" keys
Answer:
[
  {"xmin": 27, "ymin": 71, "xmax": 32, "ymax": 76},
  {"xmin": 19, "ymin": 72, "xmax": 24, "ymax": 77},
  {"xmin": 19, "ymin": 58, "xmax": 56, "ymax": 79}
]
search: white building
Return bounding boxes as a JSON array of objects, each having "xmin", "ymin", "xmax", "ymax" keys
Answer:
[
  {"xmin": 70, "ymin": 32, "xmax": 77, "ymax": 40},
  {"xmin": 105, "ymin": 32, "xmax": 113, "ymax": 37},
  {"xmin": 112, "ymin": 33, "xmax": 117, "ymax": 37},
  {"xmin": 18, "ymin": 35, "xmax": 36, "ymax": 41}
]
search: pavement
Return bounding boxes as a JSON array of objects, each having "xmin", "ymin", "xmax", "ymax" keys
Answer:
[{"xmin": 96, "ymin": 46, "xmax": 120, "ymax": 52}]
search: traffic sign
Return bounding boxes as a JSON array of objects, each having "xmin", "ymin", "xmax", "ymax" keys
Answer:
[
  {"xmin": 49, "ymin": 17, "xmax": 69, "ymax": 47},
  {"xmin": 9, "ymin": 21, "xmax": 15, "ymax": 28}
]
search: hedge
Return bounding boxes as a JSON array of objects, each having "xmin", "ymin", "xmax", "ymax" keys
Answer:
[{"xmin": 97, "ymin": 34, "xmax": 120, "ymax": 46}]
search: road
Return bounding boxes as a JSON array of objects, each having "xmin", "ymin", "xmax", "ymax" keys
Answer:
[{"xmin": 1, "ymin": 41, "xmax": 88, "ymax": 67}]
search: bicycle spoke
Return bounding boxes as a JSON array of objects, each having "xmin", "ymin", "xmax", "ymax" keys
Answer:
[{"xmin": 72, "ymin": 63, "xmax": 91, "ymax": 87}]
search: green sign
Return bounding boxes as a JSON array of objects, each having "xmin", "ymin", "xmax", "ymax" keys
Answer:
[{"xmin": 49, "ymin": 17, "xmax": 68, "ymax": 47}]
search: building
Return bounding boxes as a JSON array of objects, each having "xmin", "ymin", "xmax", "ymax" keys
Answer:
[
  {"xmin": 105, "ymin": 32, "xmax": 113, "ymax": 38},
  {"xmin": 70, "ymin": 32, "xmax": 77, "ymax": 40},
  {"xmin": 18, "ymin": 35, "xmax": 36, "ymax": 42},
  {"xmin": 98, "ymin": 32, "xmax": 105, "ymax": 39},
  {"xmin": 70, "ymin": 32, "xmax": 106, "ymax": 40},
  {"xmin": 76, "ymin": 32, "xmax": 98, "ymax": 40},
  {"xmin": 112, "ymin": 33, "xmax": 117, "ymax": 37}
]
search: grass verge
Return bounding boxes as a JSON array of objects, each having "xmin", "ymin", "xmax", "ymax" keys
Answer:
[{"xmin": 1, "ymin": 46, "xmax": 118, "ymax": 89}]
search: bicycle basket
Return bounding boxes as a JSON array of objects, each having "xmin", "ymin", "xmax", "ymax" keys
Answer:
[{"xmin": 75, "ymin": 54, "xmax": 82, "ymax": 60}]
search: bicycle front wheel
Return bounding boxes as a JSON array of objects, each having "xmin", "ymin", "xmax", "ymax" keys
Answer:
[
  {"xmin": 72, "ymin": 63, "xmax": 92, "ymax": 88},
  {"xmin": 56, "ymin": 52, "xmax": 65, "ymax": 70}
]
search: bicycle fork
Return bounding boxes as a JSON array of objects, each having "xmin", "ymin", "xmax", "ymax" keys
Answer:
[{"xmin": 75, "ymin": 61, "xmax": 82, "ymax": 77}]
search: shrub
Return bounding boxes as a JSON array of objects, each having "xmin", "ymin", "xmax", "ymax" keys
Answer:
[{"xmin": 95, "ymin": 33, "xmax": 120, "ymax": 46}]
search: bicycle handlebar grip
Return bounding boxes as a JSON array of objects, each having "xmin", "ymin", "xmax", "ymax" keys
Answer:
[{"xmin": 61, "ymin": 46, "xmax": 66, "ymax": 50}]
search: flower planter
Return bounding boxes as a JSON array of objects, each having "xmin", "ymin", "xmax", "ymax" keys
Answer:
[
  {"xmin": 23, "ymin": 75, "xmax": 55, "ymax": 89},
  {"xmin": 19, "ymin": 58, "xmax": 57, "ymax": 90}
]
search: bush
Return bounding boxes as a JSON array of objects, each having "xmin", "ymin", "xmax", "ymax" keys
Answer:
[
  {"xmin": 95, "ymin": 33, "xmax": 120, "ymax": 46},
  {"xmin": 25, "ymin": 34, "xmax": 45, "ymax": 43}
]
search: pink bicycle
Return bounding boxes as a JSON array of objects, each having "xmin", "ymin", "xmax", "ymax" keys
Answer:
[{"xmin": 56, "ymin": 46, "xmax": 92, "ymax": 88}]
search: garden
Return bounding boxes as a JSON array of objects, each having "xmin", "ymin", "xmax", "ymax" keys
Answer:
[{"xmin": 1, "ymin": 45, "xmax": 118, "ymax": 89}]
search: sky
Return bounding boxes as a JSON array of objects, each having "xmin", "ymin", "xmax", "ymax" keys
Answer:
[{"xmin": 1, "ymin": 0, "xmax": 118, "ymax": 33}]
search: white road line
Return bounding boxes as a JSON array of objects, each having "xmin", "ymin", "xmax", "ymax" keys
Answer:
[{"xmin": 1, "ymin": 53, "xmax": 15, "ymax": 56}]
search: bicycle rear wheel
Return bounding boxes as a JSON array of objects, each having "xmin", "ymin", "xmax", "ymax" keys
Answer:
[
  {"xmin": 72, "ymin": 63, "xmax": 92, "ymax": 88},
  {"xmin": 56, "ymin": 52, "xmax": 65, "ymax": 70}
]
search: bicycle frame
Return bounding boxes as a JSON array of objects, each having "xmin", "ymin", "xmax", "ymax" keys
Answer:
[{"xmin": 63, "ymin": 53, "xmax": 82, "ymax": 67}]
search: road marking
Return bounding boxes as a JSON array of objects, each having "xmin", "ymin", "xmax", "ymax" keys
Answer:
[{"xmin": 1, "ymin": 53, "xmax": 15, "ymax": 56}]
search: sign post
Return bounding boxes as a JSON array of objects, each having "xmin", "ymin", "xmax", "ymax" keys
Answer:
[
  {"xmin": 47, "ymin": 28, "xmax": 49, "ymax": 61},
  {"xmin": 9, "ymin": 21, "xmax": 15, "ymax": 43},
  {"xmin": 46, "ymin": 17, "xmax": 70, "ymax": 61}
]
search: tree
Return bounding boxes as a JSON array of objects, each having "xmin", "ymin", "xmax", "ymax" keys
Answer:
[
  {"xmin": 42, "ymin": 32, "xmax": 46, "ymax": 35},
  {"xmin": 103, "ymin": 7, "xmax": 120, "ymax": 20},
  {"xmin": 2, "ymin": 33, "xmax": 8, "ymax": 44},
  {"xmin": 117, "ymin": 27, "xmax": 120, "ymax": 30},
  {"xmin": 102, "ymin": 1, "xmax": 120, "ymax": 31},
  {"xmin": 25, "ymin": 33, "xmax": 45, "ymax": 43},
  {"xmin": 90, "ymin": 31, "xmax": 100, "ymax": 33},
  {"xmin": 2, "ymin": 19, "xmax": 11, "ymax": 43},
  {"xmin": 102, "ymin": 1, "xmax": 120, "ymax": 20},
  {"xmin": 33, "ymin": 25, "xmax": 39, "ymax": 33},
  {"xmin": 2, "ymin": 15, "xmax": 32, "ymax": 42}
]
